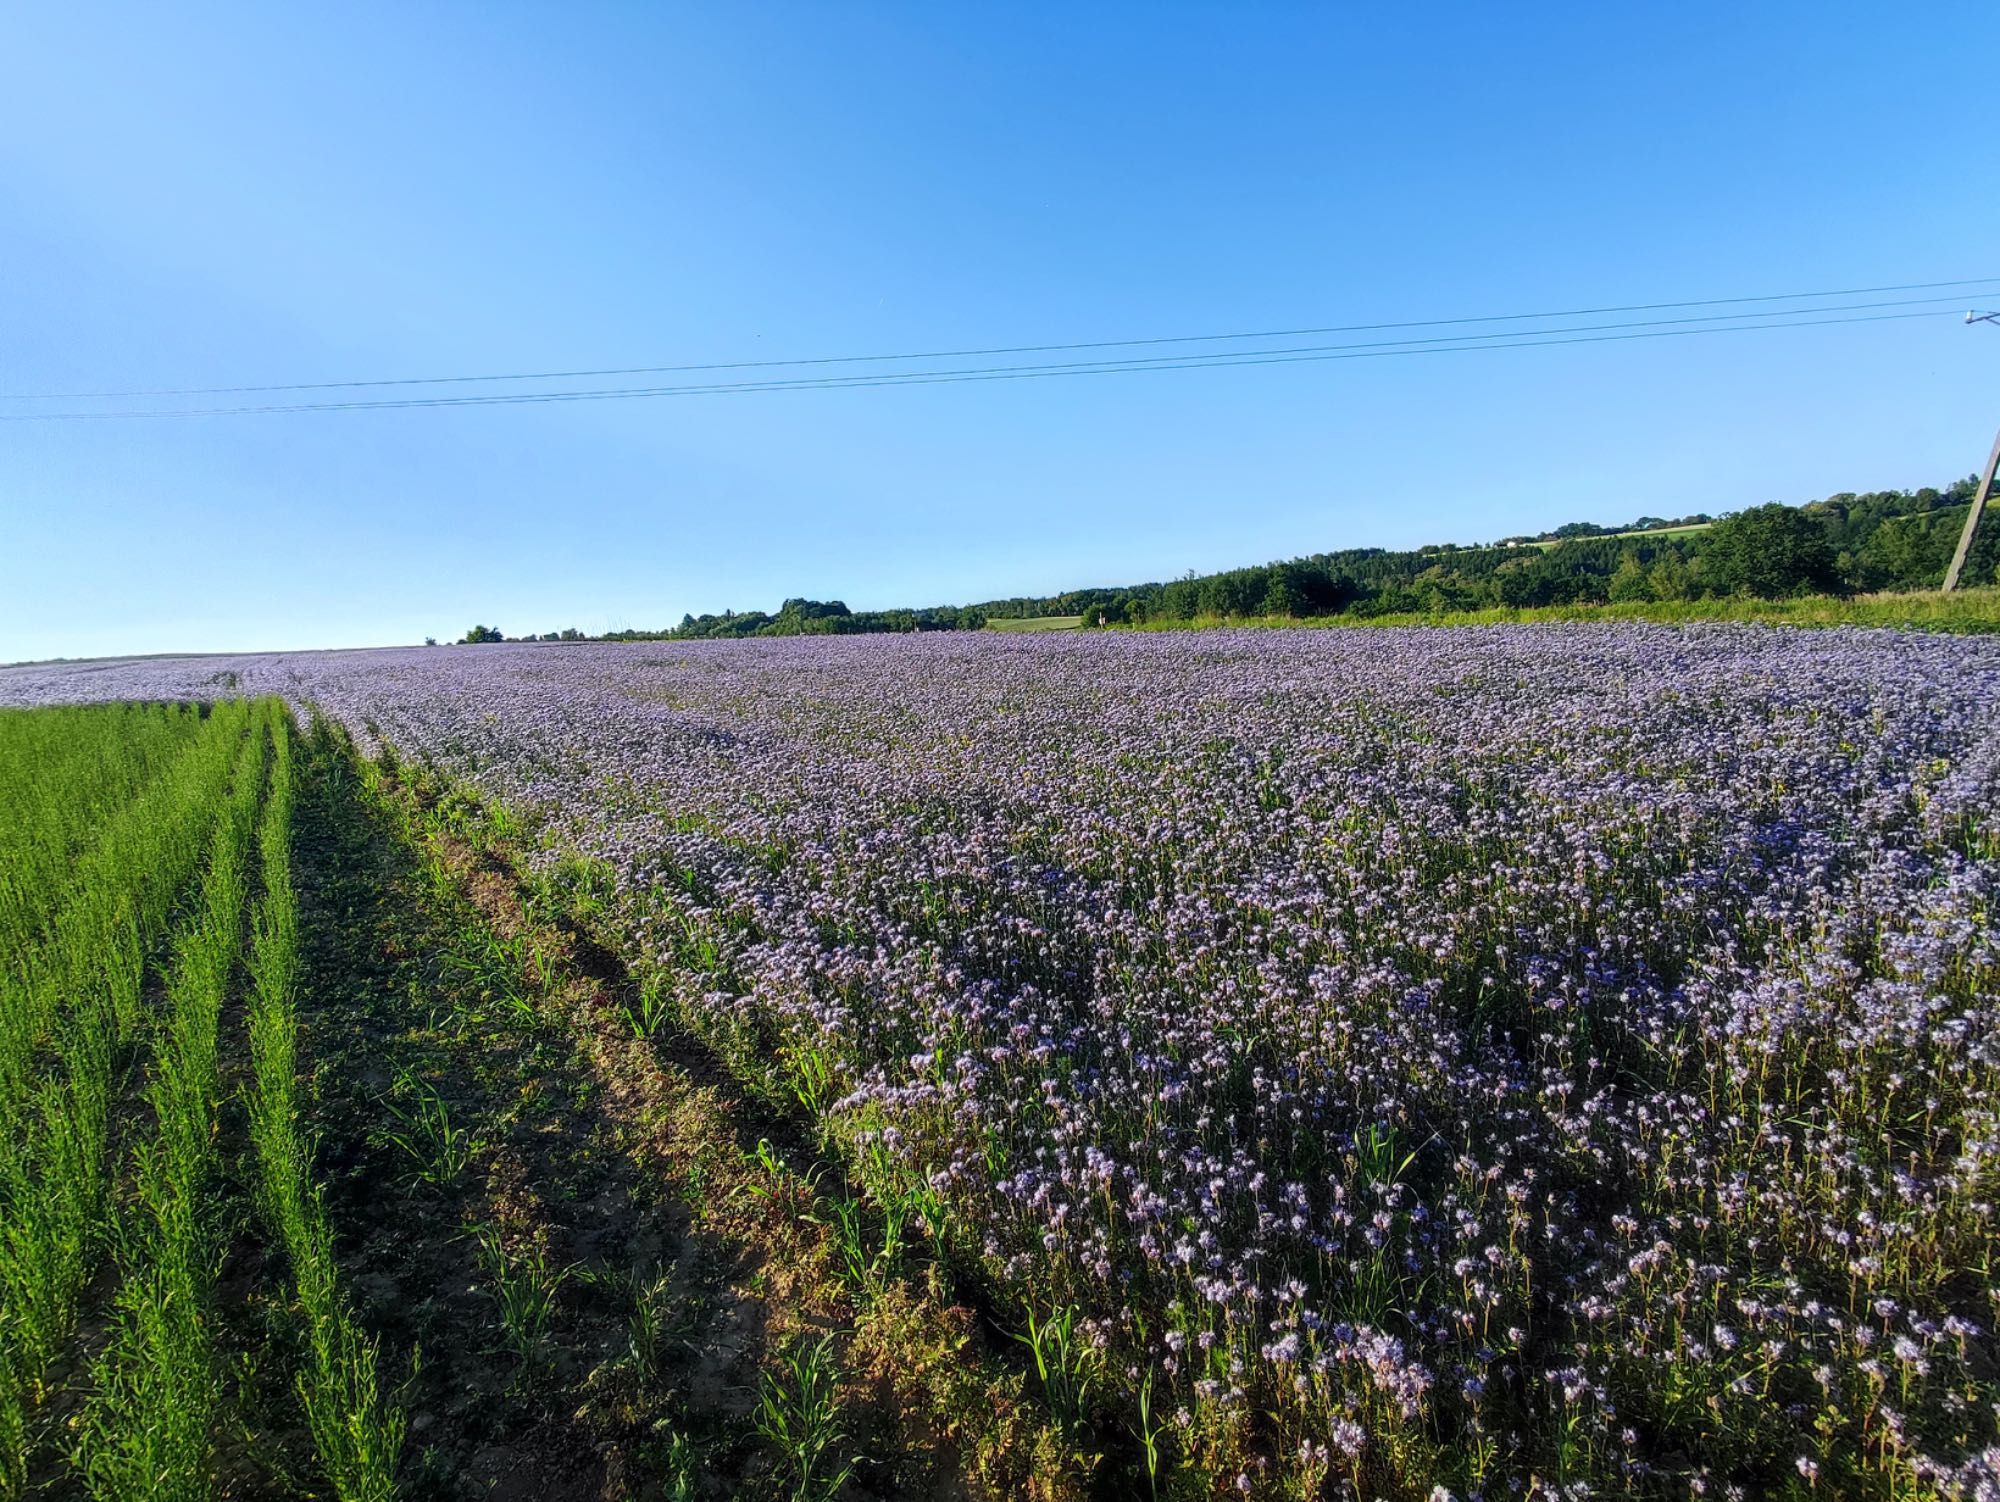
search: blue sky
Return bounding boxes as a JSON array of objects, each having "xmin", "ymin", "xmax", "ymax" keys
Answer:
[{"xmin": 4, "ymin": 2, "xmax": 1997, "ymax": 660}]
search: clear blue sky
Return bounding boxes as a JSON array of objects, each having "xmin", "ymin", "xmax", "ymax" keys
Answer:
[{"xmin": 5, "ymin": 2, "xmax": 1997, "ymax": 660}]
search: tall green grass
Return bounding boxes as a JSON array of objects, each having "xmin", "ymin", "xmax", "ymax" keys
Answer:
[
  {"xmin": 0, "ymin": 702, "xmax": 257, "ymax": 1497},
  {"xmin": 0, "ymin": 704, "xmax": 202, "ymax": 964},
  {"xmin": 0, "ymin": 706, "xmax": 230, "ymax": 1131},
  {"xmin": 1124, "ymin": 585, "xmax": 2000, "ymax": 635},
  {"xmin": 2, "ymin": 703, "xmax": 403, "ymax": 1497},
  {"xmin": 244, "ymin": 714, "xmax": 404, "ymax": 1500},
  {"xmin": 75, "ymin": 712, "xmax": 264, "ymax": 1502},
  {"xmin": 986, "ymin": 615, "xmax": 1086, "ymax": 633}
]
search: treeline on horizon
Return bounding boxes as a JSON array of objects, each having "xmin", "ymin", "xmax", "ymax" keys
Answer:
[{"xmin": 483, "ymin": 477, "xmax": 1992, "ymax": 643}]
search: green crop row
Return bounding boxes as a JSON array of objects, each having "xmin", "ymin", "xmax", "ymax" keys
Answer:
[
  {"xmin": 75, "ymin": 706, "xmax": 265, "ymax": 1500},
  {"xmin": 0, "ymin": 702, "xmax": 258, "ymax": 1495},
  {"xmin": 0, "ymin": 703, "xmax": 206, "ymax": 963},
  {"xmin": 244, "ymin": 714, "xmax": 404, "ymax": 1500},
  {"xmin": 3, "ymin": 700, "xmax": 401, "ymax": 1499}
]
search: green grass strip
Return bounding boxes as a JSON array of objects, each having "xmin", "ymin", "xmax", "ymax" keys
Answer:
[
  {"xmin": 74, "ymin": 711, "xmax": 264, "ymax": 1502},
  {"xmin": 0, "ymin": 703, "xmax": 205, "ymax": 963},
  {"xmin": 0, "ymin": 705, "xmax": 258, "ymax": 1132},
  {"xmin": 0, "ymin": 702, "xmax": 259, "ymax": 1499},
  {"xmin": 1121, "ymin": 584, "xmax": 2000, "ymax": 634},
  {"xmin": 245, "ymin": 711, "xmax": 404, "ymax": 1500}
]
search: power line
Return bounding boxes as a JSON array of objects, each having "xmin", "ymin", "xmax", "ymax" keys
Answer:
[
  {"xmin": 0, "ymin": 305, "xmax": 1955, "ymax": 422},
  {"xmin": 3, "ymin": 275, "xmax": 1996, "ymax": 403},
  {"xmin": 5, "ymin": 307, "xmax": 1958, "ymax": 419}
]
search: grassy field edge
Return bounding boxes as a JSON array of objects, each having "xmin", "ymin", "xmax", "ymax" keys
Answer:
[{"xmin": 1117, "ymin": 584, "xmax": 2000, "ymax": 634}]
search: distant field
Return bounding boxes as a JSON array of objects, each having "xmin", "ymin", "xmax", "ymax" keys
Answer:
[
  {"xmin": 1131, "ymin": 585, "xmax": 2000, "ymax": 634},
  {"xmin": 984, "ymin": 614, "xmax": 1084, "ymax": 631},
  {"xmin": 6, "ymin": 628, "xmax": 2000, "ymax": 1498},
  {"xmin": 1526, "ymin": 520, "xmax": 1712, "ymax": 550}
]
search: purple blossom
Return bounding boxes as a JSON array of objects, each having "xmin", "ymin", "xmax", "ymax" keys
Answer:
[{"xmin": 10, "ymin": 623, "xmax": 1997, "ymax": 1491}]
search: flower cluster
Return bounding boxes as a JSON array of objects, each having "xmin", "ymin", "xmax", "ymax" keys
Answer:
[{"xmin": 8, "ymin": 624, "xmax": 1997, "ymax": 1497}]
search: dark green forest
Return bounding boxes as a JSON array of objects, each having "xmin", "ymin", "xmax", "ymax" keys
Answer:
[{"xmin": 500, "ymin": 477, "xmax": 1992, "ymax": 642}]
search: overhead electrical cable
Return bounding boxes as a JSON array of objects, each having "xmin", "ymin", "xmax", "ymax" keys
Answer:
[
  {"xmin": 2, "ymin": 274, "xmax": 1995, "ymax": 405},
  {"xmin": 0, "ymin": 305, "xmax": 1957, "ymax": 422}
]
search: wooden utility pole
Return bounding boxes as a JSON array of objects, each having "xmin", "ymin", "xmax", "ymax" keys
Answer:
[
  {"xmin": 1946, "ymin": 311, "xmax": 2000, "ymax": 592},
  {"xmin": 1942, "ymin": 429, "xmax": 2000, "ymax": 591}
]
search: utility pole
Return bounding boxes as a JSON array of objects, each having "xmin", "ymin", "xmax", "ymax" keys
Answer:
[{"xmin": 1943, "ymin": 312, "xmax": 2000, "ymax": 592}]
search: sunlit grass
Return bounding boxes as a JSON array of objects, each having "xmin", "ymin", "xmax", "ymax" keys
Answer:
[{"xmin": 1129, "ymin": 584, "xmax": 2000, "ymax": 633}]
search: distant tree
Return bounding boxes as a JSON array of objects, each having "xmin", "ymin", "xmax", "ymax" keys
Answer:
[
  {"xmin": 1607, "ymin": 552, "xmax": 1651, "ymax": 603},
  {"xmin": 461, "ymin": 624, "xmax": 505, "ymax": 643},
  {"xmin": 1159, "ymin": 576, "xmax": 1202, "ymax": 620},
  {"xmin": 423, "ymin": 636, "xmax": 438, "ymax": 647},
  {"xmin": 1685, "ymin": 552, "xmax": 1715, "ymax": 597},
  {"xmin": 1647, "ymin": 553, "xmax": 1692, "ymax": 602},
  {"xmin": 1260, "ymin": 567, "xmax": 1306, "ymax": 617},
  {"xmin": 1702, "ymin": 505, "xmax": 1842, "ymax": 598},
  {"xmin": 1494, "ymin": 558, "xmax": 1557, "ymax": 608},
  {"xmin": 1196, "ymin": 570, "xmax": 1262, "ymax": 618},
  {"xmin": 650, "ymin": 478, "xmax": 1968, "ymax": 631}
]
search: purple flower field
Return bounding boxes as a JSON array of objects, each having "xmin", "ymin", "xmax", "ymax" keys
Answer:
[{"xmin": 7, "ymin": 625, "xmax": 1998, "ymax": 1498}]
